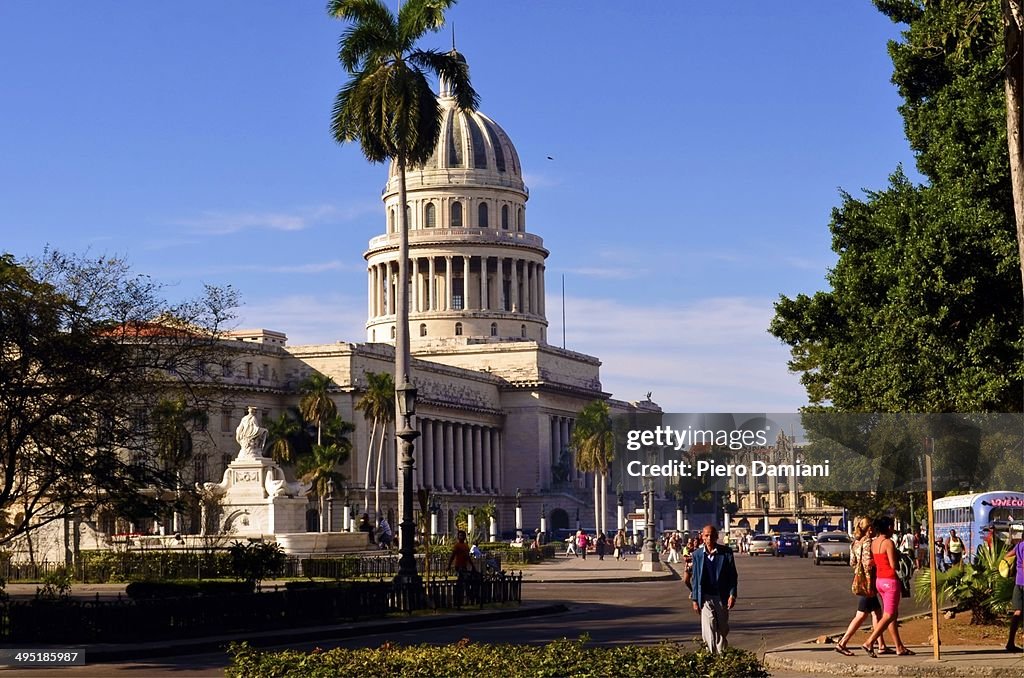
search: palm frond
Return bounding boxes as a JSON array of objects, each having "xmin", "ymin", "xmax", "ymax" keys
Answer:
[
  {"xmin": 327, "ymin": 0, "xmax": 393, "ymax": 26},
  {"xmin": 408, "ymin": 48, "xmax": 478, "ymax": 110},
  {"xmin": 338, "ymin": 21, "xmax": 397, "ymax": 72},
  {"xmin": 396, "ymin": 0, "xmax": 455, "ymax": 46}
]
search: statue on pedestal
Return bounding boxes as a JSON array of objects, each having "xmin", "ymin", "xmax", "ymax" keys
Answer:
[{"xmin": 235, "ymin": 406, "xmax": 268, "ymax": 460}]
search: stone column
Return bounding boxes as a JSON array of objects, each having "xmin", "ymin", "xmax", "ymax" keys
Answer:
[
  {"xmin": 412, "ymin": 258, "xmax": 420, "ymax": 313},
  {"xmin": 512, "ymin": 259, "xmax": 520, "ymax": 315},
  {"xmin": 472, "ymin": 426, "xmax": 483, "ymax": 492},
  {"xmin": 444, "ymin": 422, "xmax": 455, "ymax": 491},
  {"xmin": 463, "ymin": 425, "xmax": 474, "ymax": 492},
  {"xmin": 482, "ymin": 427, "xmax": 492, "ymax": 492},
  {"xmin": 480, "ymin": 256, "xmax": 489, "ymax": 310},
  {"xmin": 422, "ymin": 419, "xmax": 433, "ymax": 489},
  {"xmin": 524, "ymin": 262, "xmax": 531, "ymax": 315},
  {"xmin": 434, "ymin": 419, "xmax": 444, "ymax": 488},
  {"xmin": 493, "ymin": 429, "xmax": 502, "ymax": 491},
  {"xmin": 538, "ymin": 264, "xmax": 545, "ymax": 317},
  {"xmin": 367, "ymin": 267, "xmax": 373, "ymax": 319},
  {"xmin": 462, "ymin": 255, "xmax": 471, "ymax": 310},
  {"xmin": 454, "ymin": 423, "xmax": 464, "ymax": 491},
  {"xmin": 428, "ymin": 256, "xmax": 436, "ymax": 311},
  {"xmin": 445, "ymin": 256, "xmax": 453, "ymax": 311},
  {"xmin": 389, "ymin": 260, "xmax": 397, "ymax": 316}
]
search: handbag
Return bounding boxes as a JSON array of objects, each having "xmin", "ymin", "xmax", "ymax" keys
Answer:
[
  {"xmin": 851, "ymin": 542, "xmax": 874, "ymax": 597},
  {"xmin": 852, "ymin": 560, "xmax": 873, "ymax": 596}
]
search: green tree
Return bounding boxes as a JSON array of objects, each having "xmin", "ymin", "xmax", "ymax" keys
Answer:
[
  {"xmin": 571, "ymin": 400, "xmax": 614, "ymax": 535},
  {"xmin": 264, "ymin": 409, "xmax": 307, "ymax": 465},
  {"xmin": 0, "ymin": 250, "xmax": 235, "ymax": 548},
  {"xmin": 329, "ymin": 0, "xmax": 477, "ymax": 531},
  {"xmin": 771, "ymin": 0, "xmax": 1023, "ymax": 413},
  {"xmin": 150, "ymin": 397, "xmax": 208, "ymax": 470},
  {"xmin": 355, "ymin": 371, "xmax": 394, "ymax": 523},
  {"xmin": 298, "ymin": 373, "xmax": 338, "ymax": 446},
  {"xmin": 296, "ymin": 416, "xmax": 352, "ymax": 532}
]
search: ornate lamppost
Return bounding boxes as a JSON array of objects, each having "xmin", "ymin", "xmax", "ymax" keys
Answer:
[
  {"xmin": 394, "ymin": 380, "xmax": 421, "ymax": 586},
  {"xmin": 515, "ymin": 488, "xmax": 523, "ymax": 540},
  {"xmin": 639, "ymin": 450, "xmax": 662, "ymax": 572},
  {"xmin": 342, "ymin": 484, "xmax": 351, "ymax": 532},
  {"xmin": 326, "ymin": 479, "xmax": 335, "ymax": 533},
  {"xmin": 539, "ymin": 502, "xmax": 547, "ymax": 542},
  {"xmin": 429, "ymin": 494, "xmax": 441, "ymax": 540}
]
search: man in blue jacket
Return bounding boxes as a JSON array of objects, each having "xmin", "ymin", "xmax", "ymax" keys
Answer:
[{"xmin": 690, "ymin": 524, "xmax": 738, "ymax": 654}]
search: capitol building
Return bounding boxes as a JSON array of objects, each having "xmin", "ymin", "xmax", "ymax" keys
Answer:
[{"xmin": 16, "ymin": 63, "xmax": 660, "ymax": 561}]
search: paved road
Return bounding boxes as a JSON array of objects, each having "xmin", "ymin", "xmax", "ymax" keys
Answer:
[{"xmin": 13, "ymin": 554, "xmax": 930, "ymax": 676}]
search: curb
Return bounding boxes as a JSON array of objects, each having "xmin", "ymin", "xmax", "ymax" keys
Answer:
[
  {"xmin": 83, "ymin": 603, "xmax": 570, "ymax": 663},
  {"xmin": 762, "ymin": 649, "xmax": 1024, "ymax": 677}
]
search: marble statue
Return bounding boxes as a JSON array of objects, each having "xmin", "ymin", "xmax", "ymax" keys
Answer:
[{"xmin": 235, "ymin": 406, "xmax": 267, "ymax": 460}]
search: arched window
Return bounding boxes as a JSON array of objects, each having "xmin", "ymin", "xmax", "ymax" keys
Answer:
[
  {"xmin": 425, "ymin": 203, "xmax": 436, "ymax": 228},
  {"xmin": 451, "ymin": 201, "xmax": 463, "ymax": 228},
  {"xmin": 521, "ymin": 324, "xmax": 527, "ymax": 338},
  {"xmin": 490, "ymin": 322, "xmax": 498, "ymax": 337},
  {"xmin": 390, "ymin": 325, "xmax": 396, "ymax": 339},
  {"xmin": 371, "ymin": 329, "xmax": 376, "ymax": 341},
  {"xmin": 516, "ymin": 207, "xmax": 523, "ymax": 231},
  {"xmin": 419, "ymin": 323, "xmax": 427, "ymax": 337},
  {"xmin": 478, "ymin": 202, "xmax": 488, "ymax": 228},
  {"xmin": 389, "ymin": 208, "xmax": 395, "ymax": 233},
  {"xmin": 455, "ymin": 322, "xmax": 463, "ymax": 336},
  {"xmin": 501, "ymin": 205, "xmax": 509, "ymax": 230}
]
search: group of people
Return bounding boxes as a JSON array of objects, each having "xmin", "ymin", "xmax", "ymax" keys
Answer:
[
  {"xmin": 897, "ymin": 526, "xmax": 966, "ymax": 571},
  {"xmin": 834, "ymin": 516, "xmax": 915, "ymax": 658},
  {"xmin": 356, "ymin": 513, "xmax": 393, "ymax": 550},
  {"xmin": 564, "ymin": 529, "xmax": 611, "ymax": 560}
]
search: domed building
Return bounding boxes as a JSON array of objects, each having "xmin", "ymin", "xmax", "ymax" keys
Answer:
[
  {"xmin": 366, "ymin": 74, "xmax": 547, "ymax": 346},
  {"xmin": 8, "ymin": 62, "xmax": 662, "ymax": 563}
]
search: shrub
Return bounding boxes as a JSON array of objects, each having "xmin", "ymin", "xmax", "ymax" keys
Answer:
[
  {"xmin": 35, "ymin": 566, "xmax": 72, "ymax": 601},
  {"xmin": 80, "ymin": 549, "xmax": 234, "ymax": 582},
  {"xmin": 229, "ymin": 541, "xmax": 287, "ymax": 592},
  {"xmin": 914, "ymin": 541, "xmax": 1014, "ymax": 624},
  {"xmin": 225, "ymin": 637, "xmax": 768, "ymax": 678}
]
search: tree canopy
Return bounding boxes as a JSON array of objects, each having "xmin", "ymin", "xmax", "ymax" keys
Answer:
[
  {"xmin": 0, "ymin": 250, "xmax": 236, "ymax": 546},
  {"xmin": 770, "ymin": 0, "xmax": 1023, "ymax": 413}
]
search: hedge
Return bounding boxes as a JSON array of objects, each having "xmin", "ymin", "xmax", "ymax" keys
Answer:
[
  {"xmin": 125, "ymin": 580, "xmax": 254, "ymax": 599},
  {"xmin": 80, "ymin": 550, "xmax": 234, "ymax": 582},
  {"xmin": 226, "ymin": 637, "xmax": 768, "ymax": 678}
]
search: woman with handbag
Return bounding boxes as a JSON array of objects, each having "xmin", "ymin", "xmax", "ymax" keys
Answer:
[{"xmin": 834, "ymin": 517, "xmax": 892, "ymax": 656}]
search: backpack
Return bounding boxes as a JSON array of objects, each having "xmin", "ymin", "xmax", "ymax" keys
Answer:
[{"xmin": 895, "ymin": 549, "xmax": 915, "ymax": 598}]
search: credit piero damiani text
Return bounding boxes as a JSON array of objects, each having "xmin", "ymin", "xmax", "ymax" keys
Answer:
[{"xmin": 625, "ymin": 459, "xmax": 830, "ymax": 478}]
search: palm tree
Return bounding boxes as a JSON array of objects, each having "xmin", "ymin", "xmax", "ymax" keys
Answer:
[
  {"xmin": 355, "ymin": 371, "xmax": 395, "ymax": 523},
  {"xmin": 264, "ymin": 409, "xmax": 306, "ymax": 465},
  {"xmin": 571, "ymin": 400, "xmax": 614, "ymax": 535},
  {"xmin": 297, "ymin": 420, "xmax": 352, "ymax": 532},
  {"xmin": 298, "ymin": 373, "xmax": 338, "ymax": 446},
  {"xmin": 150, "ymin": 397, "xmax": 208, "ymax": 533},
  {"xmin": 329, "ymin": 0, "xmax": 476, "ymax": 534}
]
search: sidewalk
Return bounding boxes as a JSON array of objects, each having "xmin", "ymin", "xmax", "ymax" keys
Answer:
[{"xmin": 764, "ymin": 642, "xmax": 1024, "ymax": 676}]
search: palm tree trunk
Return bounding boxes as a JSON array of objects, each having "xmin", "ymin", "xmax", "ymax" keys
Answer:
[
  {"xmin": 374, "ymin": 421, "xmax": 387, "ymax": 523},
  {"xmin": 593, "ymin": 474, "xmax": 600, "ymax": 534},
  {"xmin": 363, "ymin": 418, "xmax": 378, "ymax": 515},
  {"xmin": 1005, "ymin": 0, "xmax": 1024, "ymax": 297},
  {"xmin": 599, "ymin": 471, "xmax": 607, "ymax": 535},
  {"xmin": 395, "ymin": 157, "xmax": 411, "ymax": 535}
]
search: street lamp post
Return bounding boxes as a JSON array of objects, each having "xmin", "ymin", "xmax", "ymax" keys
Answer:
[
  {"xmin": 327, "ymin": 479, "xmax": 335, "ymax": 533},
  {"xmin": 616, "ymin": 483, "xmax": 624, "ymax": 531},
  {"xmin": 394, "ymin": 380, "xmax": 421, "ymax": 587},
  {"xmin": 539, "ymin": 502, "xmax": 547, "ymax": 542},
  {"xmin": 639, "ymin": 455, "xmax": 662, "ymax": 572},
  {"xmin": 515, "ymin": 489, "xmax": 523, "ymax": 540}
]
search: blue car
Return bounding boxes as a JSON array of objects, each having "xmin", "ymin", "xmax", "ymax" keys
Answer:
[{"xmin": 776, "ymin": 534, "xmax": 806, "ymax": 557}]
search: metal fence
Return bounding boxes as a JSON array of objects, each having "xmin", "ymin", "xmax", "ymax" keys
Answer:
[{"xmin": 0, "ymin": 573, "xmax": 523, "ymax": 643}]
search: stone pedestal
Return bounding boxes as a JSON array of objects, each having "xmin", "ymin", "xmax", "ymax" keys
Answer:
[{"xmin": 199, "ymin": 457, "xmax": 309, "ymax": 538}]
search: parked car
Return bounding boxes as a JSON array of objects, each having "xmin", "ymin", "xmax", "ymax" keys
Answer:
[
  {"xmin": 776, "ymin": 533, "xmax": 806, "ymax": 557},
  {"xmin": 748, "ymin": 534, "xmax": 776, "ymax": 556},
  {"xmin": 801, "ymin": 532, "xmax": 816, "ymax": 553},
  {"xmin": 813, "ymin": 531, "xmax": 852, "ymax": 565}
]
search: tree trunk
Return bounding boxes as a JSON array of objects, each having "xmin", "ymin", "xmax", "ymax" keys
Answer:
[
  {"xmin": 1005, "ymin": 0, "xmax": 1024, "ymax": 296},
  {"xmin": 395, "ymin": 158, "xmax": 411, "ymax": 535},
  {"xmin": 374, "ymin": 422, "xmax": 387, "ymax": 523},
  {"xmin": 593, "ymin": 474, "xmax": 600, "ymax": 534},
  {"xmin": 363, "ymin": 418, "xmax": 378, "ymax": 516},
  {"xmin": 600, "ymin": 471, "xmax": 607, "ymax": 535}
]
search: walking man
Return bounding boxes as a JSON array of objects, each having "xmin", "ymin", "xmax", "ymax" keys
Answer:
[{"xmin": 690, "ymin": 524, "xmax": 738, "ymax": 654}]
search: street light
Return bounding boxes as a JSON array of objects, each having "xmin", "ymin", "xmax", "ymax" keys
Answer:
[
  {"xmin": 639, "ymin": 449, "xmax": 662, "ymax": 572},
  {"xmin": 394, "ymin": 379, "xmax": 421, "ymax": 587}
]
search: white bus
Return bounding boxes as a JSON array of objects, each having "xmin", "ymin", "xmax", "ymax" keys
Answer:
[{"xmin": 933, "ymin": 491, "xmax": 1024, "ymax": 557}]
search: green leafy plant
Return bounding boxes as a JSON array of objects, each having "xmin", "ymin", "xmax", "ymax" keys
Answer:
[
  {"xmin": 914, "ymin": 541, "xmax": 1014, "ymax": 624},
  {"xmin": 34, "ymin": 566, "xmax": 72, "ymax": 601},
  {"xmin": 228, "ymin": 541, "xmax": 286, "ymax": 592}
]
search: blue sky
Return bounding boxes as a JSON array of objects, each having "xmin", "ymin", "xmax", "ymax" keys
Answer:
[{"xmin": 0, "ymin": 2, "xmax": 919, "ymax": 412}]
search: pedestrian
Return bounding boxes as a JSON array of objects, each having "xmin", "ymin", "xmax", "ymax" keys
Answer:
[
  {"xmin": 447, "ymin": 529, "xmax": 476, "ymax": 604},
  {"xmin": 689, "ymin": 524, "xmax": 738, "ymax": 654},
  {"xmin": 834, "ymin": 517, "xmax": 892, "ymax": 656},
  {"xmin": 596, "ymin": 532, "xmax": 607, "ymax": 560},
  {"xmin": 946, "ymin": 529, "xmax": 965, "ymax": 567},
  {"xmin": 613, "ymin": 529, "xmax": 626, "ymax": 560},
  {"xmin": 358, "ymin": 513, "xmax": 374, "ymax": 545},
  {"xmin": 576, "ymin": 529, "xmax": 589, "ymax": 560},
  {"xmin": 667, "ymin": 531, "xmax": 682, "ymax": 563},
  {"xmin": 862, "ymin": 516, "xmax": 914, "ymax": 657},
  {"xmin": 1006, "ymin": 536, "xmax": 1024, "ymax": 652},
  {"xmin": 565, "ymin": 534, "xmax": 577, "ymax": 558}
]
